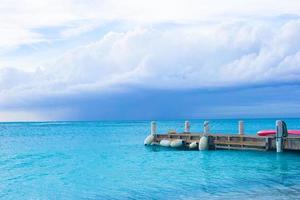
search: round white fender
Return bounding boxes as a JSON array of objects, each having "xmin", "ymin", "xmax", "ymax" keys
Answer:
[
  {"xmin": 189, "ymin": 141, "xmax": 197, "ymax": 149},
  {"xmin": 144, "ymin": 134, "xmax": 154, "ymax": 145},
  {"xmin": 160, "ymin": 139, "xmax": 171, "ymax": 147},
  {"xmin": 199, "ymin": 136, "xmax": 209, "ymax": 150},
  {"xmin": 170, "ymin": 139, "xmax": 183, "ymax": 148}
]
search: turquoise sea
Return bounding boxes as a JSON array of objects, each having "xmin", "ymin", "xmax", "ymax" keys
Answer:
[{"xmin": 1, "ymin": 119, "xmax": 300, "ymax": 199}]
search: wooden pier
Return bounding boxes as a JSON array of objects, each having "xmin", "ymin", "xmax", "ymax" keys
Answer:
[
  {"xmin": 145, "ymin": 120, "xmax": 300, "ymax": 152},
  {"xmin": 154, "ymin": 133, "xmax": 300, "ymax": 151}
]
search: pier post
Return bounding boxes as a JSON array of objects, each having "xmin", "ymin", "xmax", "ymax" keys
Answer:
[
  {"xmin": 199, "ymin": 121, "xmax": 210, "ymax": 150},
  {"xmin": 184, "ymin": 121, "xmax": 190, "ymax": 133},
  {"xmin": 276, "ymin": 120, "xmax": 283, "ymax": 153},
  {"xmin": 239, "ymin": 121, "xmax": 244, "ymax": 135},
  {"xmin": 204, "ymin": 121, "xmax": 209, "ymax": 135},
  {"xmin": 144, "ymin": 121, "xmax": 157, "ymax": 145},
  {"xmin": 151, "ymin": 121, "xmax": 157, "ymax": 135}
]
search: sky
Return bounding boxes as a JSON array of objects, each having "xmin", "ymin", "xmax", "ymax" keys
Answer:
[{"xmin": 1, "ymin": 0, "xmax": 300, "ymax": 121}]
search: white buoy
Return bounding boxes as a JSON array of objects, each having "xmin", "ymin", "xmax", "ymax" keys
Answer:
[
  {"xmin": 170, "ymin": 139, "xmax": 183, "ymax": 148},
  {"xmin": 239, "ymin": 121, "xmax": 244, "ymax": 135},
  {"xmin": 199, "ymin": 136, "xmax": 209, "ymax": 150},
  {"xmin": 160, "ymin": 139, "xmax": 171, "ymax": 147},
  {"xmin": 184, "ymin": 121, "xmax": 190, "ymax": 133},
  {"xmin": 204, "ymin": 121, "xmax": 209, "ymax": 135},
  {"xmin": 189, "ymin": 141, "xmax": 197, "ymax": 149},
  {"xmin": 144, "ymin": 134, "xmax": 154, "ymax": 145},
  {"xmin": 276, "ymin": 120, "xmax": 283, "ymax": 153}
]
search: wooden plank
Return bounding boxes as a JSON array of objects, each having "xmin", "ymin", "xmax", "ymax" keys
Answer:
[
  {"xmin": 284, "ymin": 138, "xmax": 300, "ymax": 150},
  {"xmin": 157, "ymin": 133, "xmax": 273, "ymax": 138},
  {"xmin": 215, "ymin": 145, "xmax": 267, "ymax": 151},
  {"xmin": 214, "ymin": 140, "xmax": 266, "ymax": 147}
]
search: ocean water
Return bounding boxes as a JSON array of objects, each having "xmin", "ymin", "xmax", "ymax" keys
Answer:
[{"xmin": 1, "ymin": 119, "xmax": 300, "ymax": 200}]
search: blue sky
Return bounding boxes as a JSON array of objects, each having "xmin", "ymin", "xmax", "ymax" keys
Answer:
[{"xmin": 1, "ymin": 0, "xmax": 300, "ymax": 121}]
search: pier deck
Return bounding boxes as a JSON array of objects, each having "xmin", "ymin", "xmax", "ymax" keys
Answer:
[{"xmin": 154, "ymin": 133, "xmax": 300, "ymax": 151}]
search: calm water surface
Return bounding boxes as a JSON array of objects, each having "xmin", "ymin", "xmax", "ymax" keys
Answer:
[{"xmin": 1, "ymin": 119, "xmax": 300, "ymax": 199}]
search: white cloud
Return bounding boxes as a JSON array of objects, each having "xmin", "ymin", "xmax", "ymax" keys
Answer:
[
  {"xmin": 0, "ymin": 0, "xmax": 300, "ymax": 50},
  {"xmin": 1, "ymin": 19, "xmax": 300, "ymax": 100},
  {"xmin": 1, "ymin": 0, "xmax": 300, "ymax": 120},
  {"xmin": 52, "ymin": 20, "xmax": 300, "ymax": 89}
]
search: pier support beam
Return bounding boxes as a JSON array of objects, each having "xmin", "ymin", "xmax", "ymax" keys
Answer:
[
  {"xmin": 151, "ymin": 121, "xmax": 157, "ymax": 135},
  {"xmin": 144, "ymin": 121, "xmax": 157, "ymax": 145},
  {"xmin": 276, "ymin": 120, "xmax": 283, "ymax": 153},
  {"xmin": 204, "ymin": 121, "xmax": 209, "ymax": 135},
  {"xmin": 239, "ymin": 121, "xmax": 244, "ymax": 135},
  {"xmin": 184, "ymin": 121, "xmax": 190, "ymax": 133},
  {"xmin": 199, "ymin": 121, "xmax": 209, "ymax": 150}
]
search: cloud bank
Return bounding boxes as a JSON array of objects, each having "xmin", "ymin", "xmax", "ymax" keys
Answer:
[
  {"xmin": 2, "ymin": 19, "xmax": 300, "ymax": 94},
  {"xmin": 1, "ymin": 0, "xmax": 300, "ymax": 120}
]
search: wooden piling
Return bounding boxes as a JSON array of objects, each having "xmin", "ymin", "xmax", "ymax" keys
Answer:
[
  {"xmin": 239, "ymin": 121, "xmax": 244, "ymax": 135},
  {"xmin": 151, "ymin": 121, "xmax": 157, "ymax": 135},
  {"xmin": 204, "ymin": 121, "xmax": 209, "ymax": 135},
  {"xmin": 276, "ymin": 120, "xmax": 283, "ymax": 153},
  {"xmin": 184, "ymin": 121, "xmax": 190, "ymax": 133}
]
